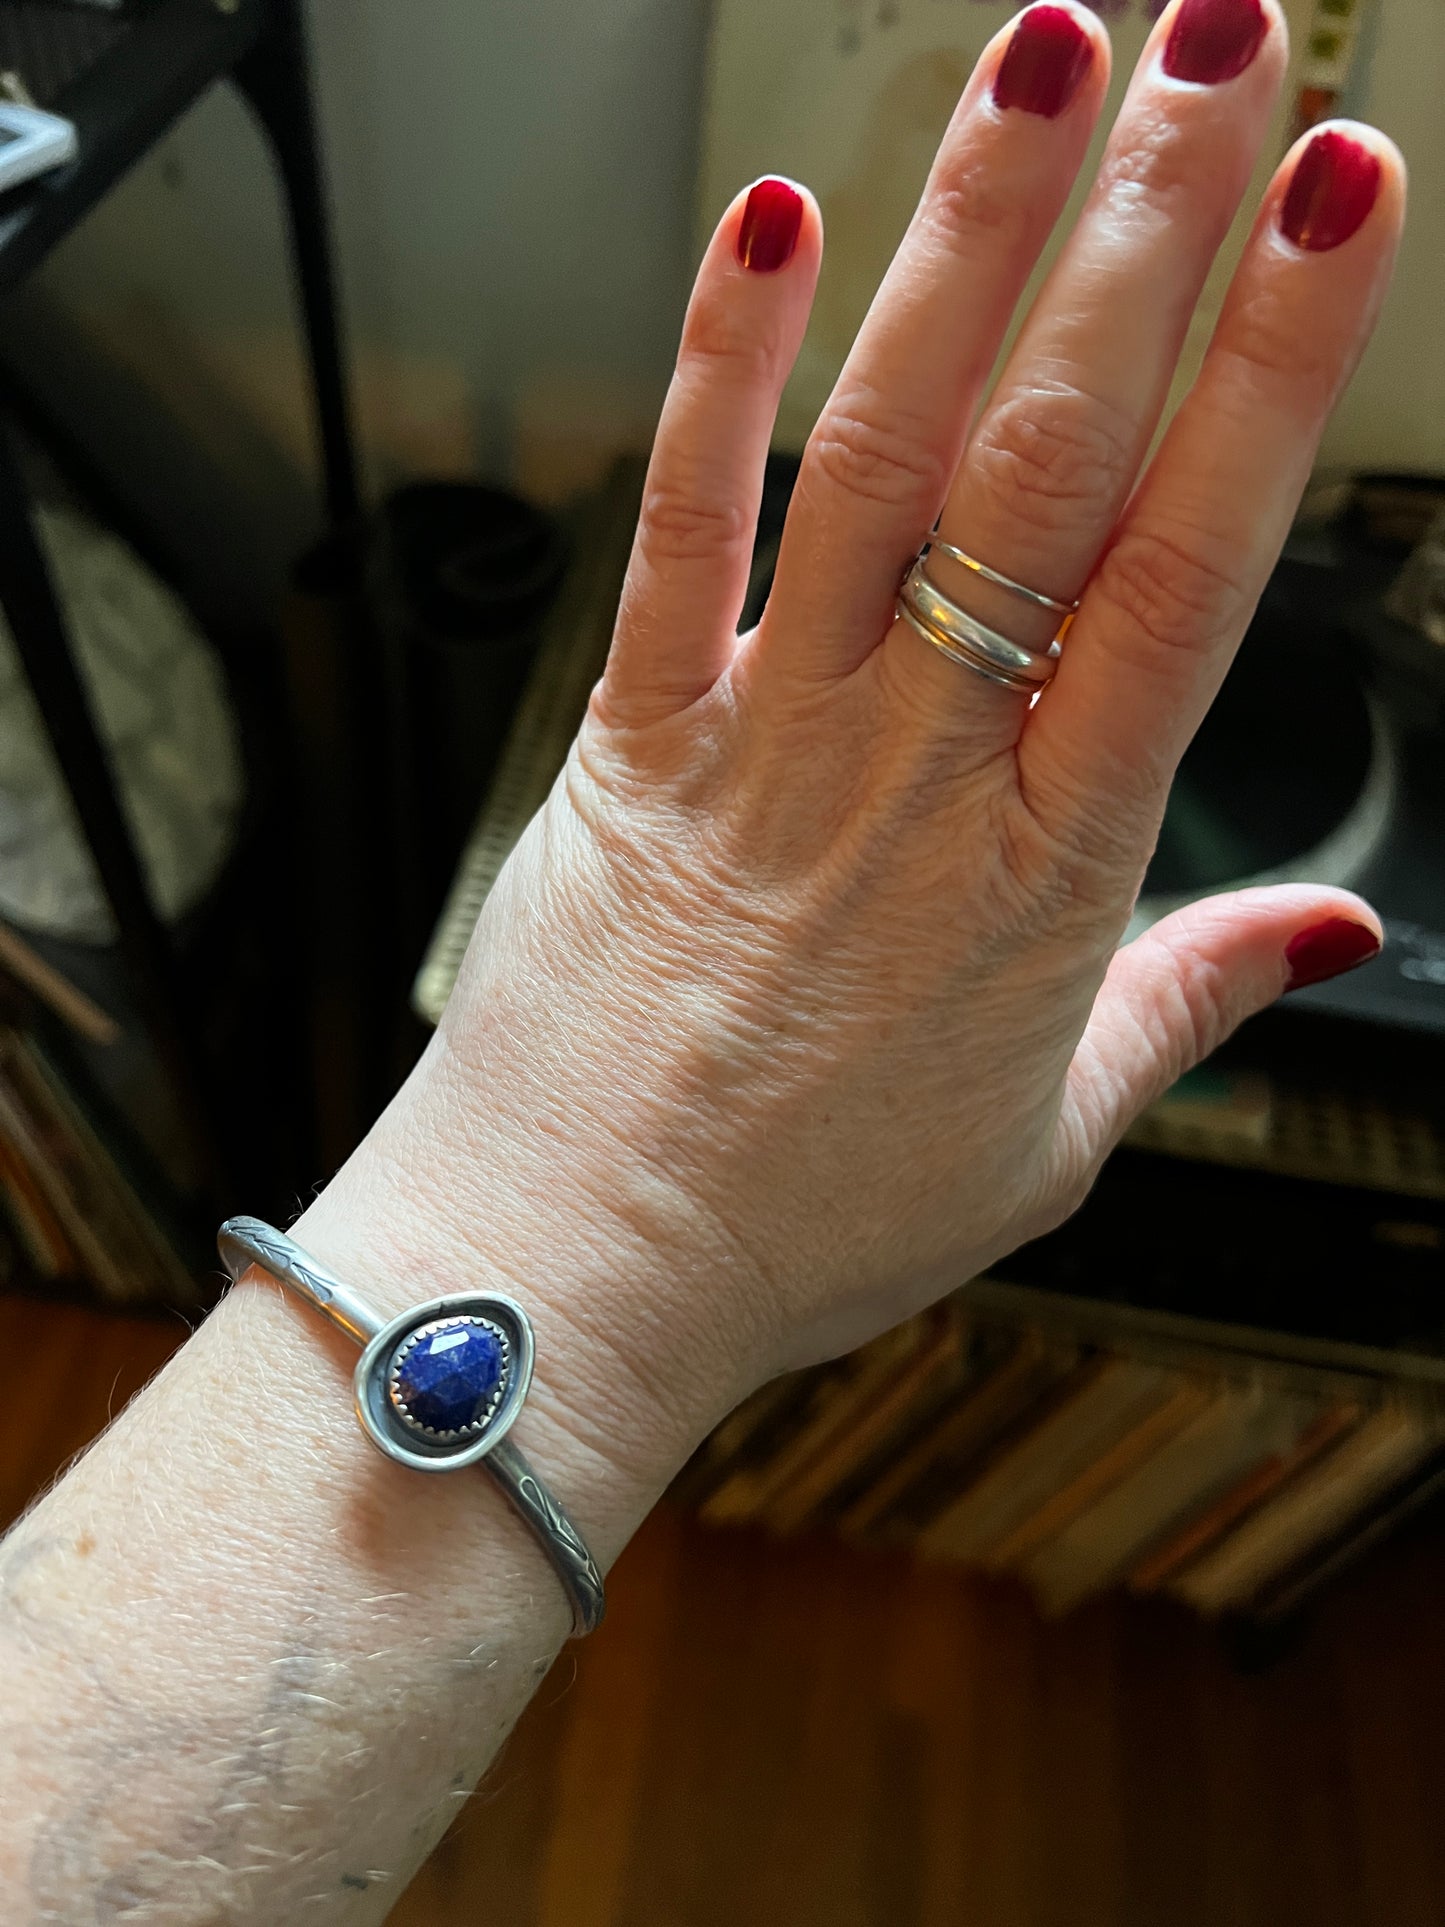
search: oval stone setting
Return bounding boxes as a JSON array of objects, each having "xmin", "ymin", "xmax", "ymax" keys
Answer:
[{"xmin": 388, "ymin": 1317, "xmax": 509, "ymax": 1442}]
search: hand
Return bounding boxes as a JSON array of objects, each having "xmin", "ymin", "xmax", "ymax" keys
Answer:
[
  {"xmin": 0, "ymin": 17, "xmax": 1403, "ymax": 1909},
  {"xmin": 309, "ymin": 0, "xmax": 1402, "ymax": 1506}
]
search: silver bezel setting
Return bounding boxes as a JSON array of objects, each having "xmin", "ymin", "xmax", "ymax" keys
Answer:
[{"xmin": 353, "ymin": 1292, "xmax": 536, "ymax": 1474}]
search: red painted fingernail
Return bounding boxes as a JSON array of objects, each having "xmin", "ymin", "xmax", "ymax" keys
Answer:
[
  {"xmin": 736, "ymin": 178, "xmax": 804, "ymax": 273},
  {"xmin": 993, "ymin": 6, "xmax": 1094, "ymax": 119},
  {"xmin": 1279, "ymin": 129, "xmax": 1382, "ymax": 253},
  {"xmin": 1163, "ymin": 0, "xmax": 1268, "ymax": 85},
  {"xmin": 1284, "ymin": 916, "xmax": 1381, "ymax": 991}
]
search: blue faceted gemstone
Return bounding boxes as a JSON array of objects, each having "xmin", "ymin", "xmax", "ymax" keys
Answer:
[{"xmin": 391, "ymin": 1320, "xmax": 506, "ymax": 1437}]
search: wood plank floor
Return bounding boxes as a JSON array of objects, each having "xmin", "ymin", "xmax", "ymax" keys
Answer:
[{"xmin": 6, "ymin": 1291, "xmax": 1445, "ymax": 1926}]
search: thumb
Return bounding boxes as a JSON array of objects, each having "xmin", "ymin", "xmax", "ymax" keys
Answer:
[{"xmin": 1069, "ymin": 886, "xmax": 1383, "ymax": 1158}]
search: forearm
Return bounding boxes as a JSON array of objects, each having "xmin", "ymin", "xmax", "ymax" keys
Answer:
[
  {"xmin": 0, "ymin": 25, "xmax": 1403, "ymax": 1906},
  {"xmin": 0, "ymin": 1064, "xmax": 714, "ymax": 1924}
]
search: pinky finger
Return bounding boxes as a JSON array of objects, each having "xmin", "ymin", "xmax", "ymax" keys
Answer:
[
  {"xmin": 1022, "ymin": 123, "xmax": 1404, "ymax": 839},
  {"xmin": 598, "ymin": 177, "xmax": 822, "ymax": 727}
]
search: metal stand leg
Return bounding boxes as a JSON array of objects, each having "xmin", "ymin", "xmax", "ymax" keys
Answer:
[
  {"xmin": 0, "ymin": 422, "xmax": 222, "ymax": 1189},
  {"xmin": 233, "ymin": 0, "xmax": 363, "ymax": 531},
  {"xmin": 233, "ymin": 0, "xmax": 416, "ymax": 1162},
  {"xmin": 238, "ymin": 3, "xmax": 432, "ymax": 1152}
]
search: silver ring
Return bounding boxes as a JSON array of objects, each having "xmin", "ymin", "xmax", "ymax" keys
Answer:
[
  {"xmin": 218, "ymin": 1217, "xmax": 606, "ymax": 1638},
  {"xmin": 927, "ymin": 536, "xmax": 1079, "ymax": 617},
  {"xmin": 897, "ymin": 558, "xmax": 1060, "ymax": 692}
]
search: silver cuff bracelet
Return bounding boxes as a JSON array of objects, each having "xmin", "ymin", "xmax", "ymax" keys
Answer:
[{"xmin": 217, "ymin": 1217, "xmax": 605, "ymax": 1638}]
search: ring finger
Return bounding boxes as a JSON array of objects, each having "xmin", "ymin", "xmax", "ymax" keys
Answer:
[{"xmin": 895, "ymin": 0, "xmax": 1287, "ymax": 730}]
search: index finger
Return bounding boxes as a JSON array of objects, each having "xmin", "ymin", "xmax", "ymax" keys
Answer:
[{"xmin": 1020, "ymin": 123, "xmax": 1405, "ymax": 850}]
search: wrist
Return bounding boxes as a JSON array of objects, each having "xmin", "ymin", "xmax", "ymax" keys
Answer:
[{"xmin": 253, "ymin": 1054, "xmax": 751, "ymax": 1568}]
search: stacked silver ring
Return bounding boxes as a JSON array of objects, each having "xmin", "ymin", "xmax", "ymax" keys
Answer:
[{"xmin": 896, "ymin": 537, "xmax": 1079, "ymax": 693}]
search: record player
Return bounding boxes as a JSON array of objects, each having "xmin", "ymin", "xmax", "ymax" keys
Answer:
[
  {"xmin": 1133, "ymin": 526, "xmax": 1445, "ymax": 1041},
  {"xmin": 744, "ymin": 460, "xmax": 1445, "ymax": 1048}
]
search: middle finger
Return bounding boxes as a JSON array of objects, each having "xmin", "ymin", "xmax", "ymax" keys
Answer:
[{"xmin": 758, "ymin": 3, "xmax": 1111, "ymax": 689}]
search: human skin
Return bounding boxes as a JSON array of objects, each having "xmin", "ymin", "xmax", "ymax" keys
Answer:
[{"xmin": 0, "ymin": 1, "xmax": 1404, "ymax": 1918}]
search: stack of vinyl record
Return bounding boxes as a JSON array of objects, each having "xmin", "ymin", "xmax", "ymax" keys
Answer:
[
  {"xmin": 673, "ymin": 1286, "xmax": 1445, "ymax": 1624},
  {"xmin": 0, "ymin": 1023, "xmax": 198, "ymax": 1309}
]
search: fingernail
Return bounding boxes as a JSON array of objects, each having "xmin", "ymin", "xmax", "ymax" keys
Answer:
[
  {"xmin": 993, "ymin": 5, "xmax": 1094, "ymax": 119},
  {"xmin": 1279, "ymin": 128, "xmax": 1382, "ymax": 253},
  {"xmin": 1162, "ymin": 0, "xmax": 1268, "ymax": 86},
  {"xmin": 1285, "ymin": 916, "xmax": 1381, "ymax": 991},
  {"xmin": 736, "ymin": 177, "xmax": 804, "ymax": 273}
]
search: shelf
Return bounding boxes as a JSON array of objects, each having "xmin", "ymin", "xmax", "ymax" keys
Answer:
[
  {"xmin": 0, "ymin": 1, "xmax": 268, "ymax": 295},
  {"xmin": 0, "ymin": 0, "xmax": 362, "ymax": 1209}
]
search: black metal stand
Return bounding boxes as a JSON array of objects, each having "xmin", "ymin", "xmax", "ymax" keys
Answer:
[
  {"xmin": 236, "ymin": 0, "xmax": 363, "ymax": 533},
  {"xmin": 0, "ymin": 0, "xmax": 364, "ymax": 1196},
  {"xmin": 0, "ymin": 423, "xmax": 220, "ymax": 1175}
]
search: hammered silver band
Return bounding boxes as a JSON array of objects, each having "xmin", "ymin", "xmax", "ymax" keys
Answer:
[
  {"xmin": 897, "ymin": 557, "xmax": 1061, "ymax": 692},
  {"xmin": 926, "ymin": 536, "xmax": 1080, "ymax": 616},
  {"xmin": 218, "ymin": 1217, "xmax": 605, "ymax": 1638}
]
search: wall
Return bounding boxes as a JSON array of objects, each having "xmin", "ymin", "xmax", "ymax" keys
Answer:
[
  {"xmin": 1321, "ymin": 0, "xmax": 1445, "ymax": 470},
  {"xmin": 7, "ymin": 0, "xmax": 1445, "ymax": 577},
  {"xmin": 2, "ymin": 0, "xmax": 710, "ymax": 560},
  {"xmin": 698, "ymin": 0, "xmax": 1445, "ymax": 471}
]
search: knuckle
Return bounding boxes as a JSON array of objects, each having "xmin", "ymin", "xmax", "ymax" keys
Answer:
[
  {"xmin": 807, "ymin": 391, "xmax": 951, "ymax": 513},
  {"xmin": 921, "ymin": 154, "xmax": 1025, "ymax": 257},
  {"xmin": 987, "ymin": 813, "xmax": 1070, "ymax": 935},
  {"xmin": 1019, "ymin": 750, "xmax": 1155, "ymax": 884},
  {"xmin": 1222, "ymin": 285, "xmax": 1340, "ymax": 398},
  {"xmin": 969, "ymin": 386, "xmax": 1138, "ymax": 543},
  {"xmin": 1098, "ymin": 118, "xmax": 1199, "ymax": 226},
  {"xmin": 637, "ymin": 479, "xmax": 751, "ymax": 566},
  {"xmin": 680, "ymin": 304, "xmax": 781, "ymax": 386},
  {"xmin": 1093, "ymin": 523, "xmax": 1248, "ymax": 664},
  {"xmin": 978, "ymin": 784, "xmax": 1098, "ymax": 944},
  {"xmin": 1157, "ymin": 941, "xmax": 1231, "ymax": 1072}
]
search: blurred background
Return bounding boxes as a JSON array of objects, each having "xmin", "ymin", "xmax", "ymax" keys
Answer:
[{"xmin": 2, "ymin": 1, "xmax": 1445, "ymax": 1921}]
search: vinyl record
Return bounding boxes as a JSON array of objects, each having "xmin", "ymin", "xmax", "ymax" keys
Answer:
[{"xmin": 1135, "ymin": 575, "xmax": 1394, "ymax": 925}]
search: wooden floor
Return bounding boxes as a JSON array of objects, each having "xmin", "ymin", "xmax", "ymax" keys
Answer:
[{"xmin": 7, "ymin": 1291, "xmax": 1445, "ymax": 1927}]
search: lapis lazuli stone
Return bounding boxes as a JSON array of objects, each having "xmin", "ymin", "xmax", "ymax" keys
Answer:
[{"xmin": 391, "ymin": 1320, "xmax": 506, "ymax": 1437}]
